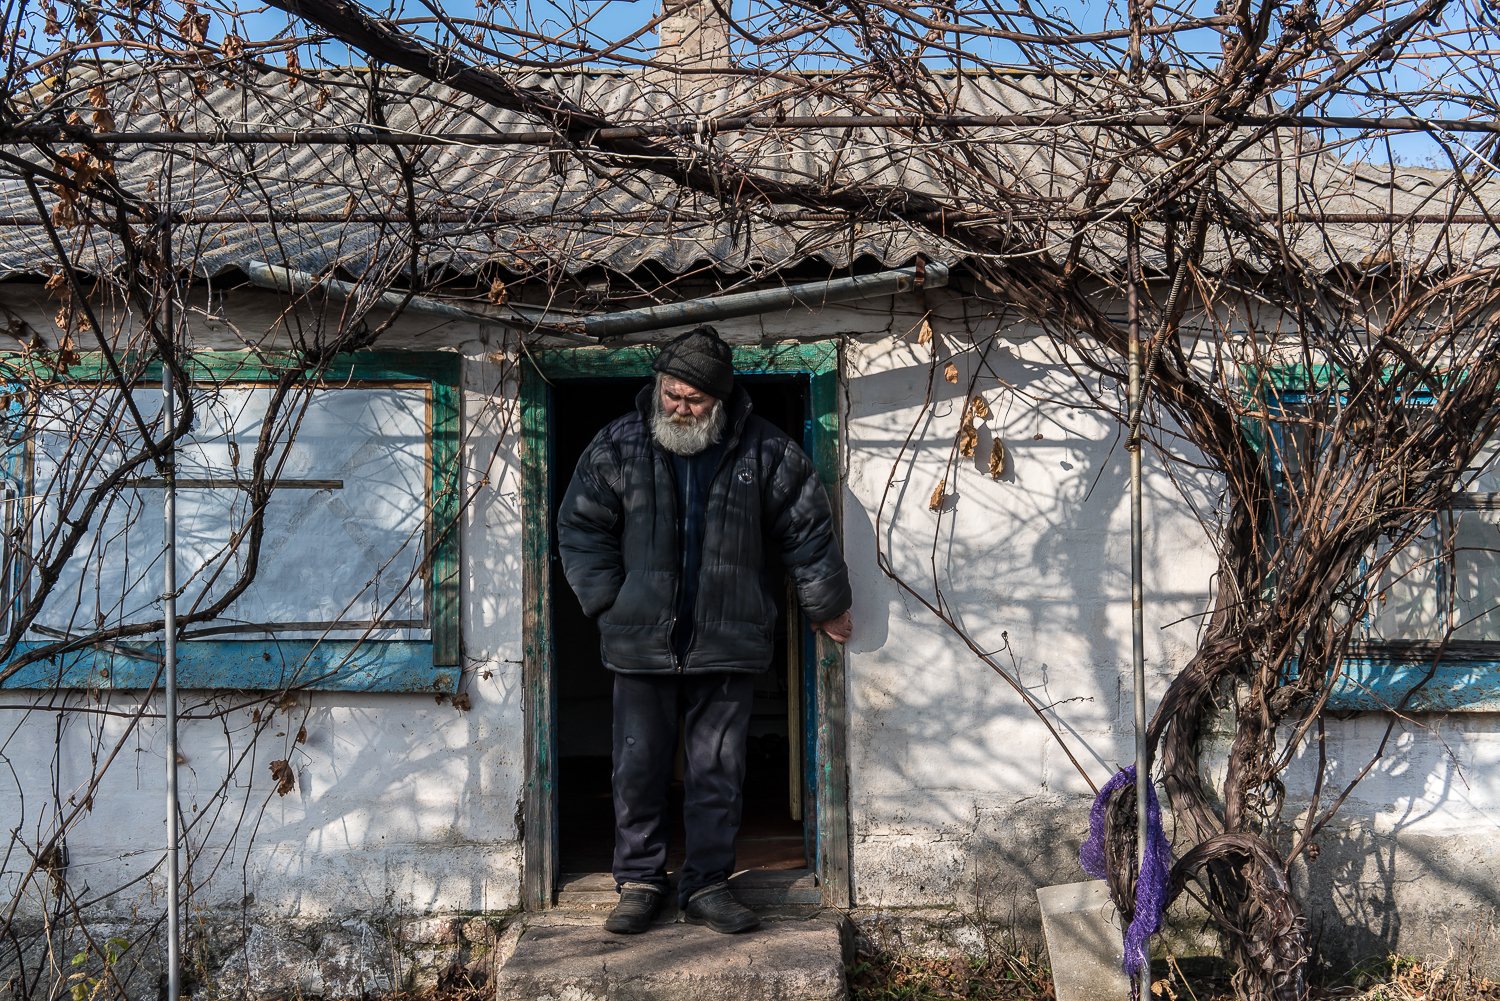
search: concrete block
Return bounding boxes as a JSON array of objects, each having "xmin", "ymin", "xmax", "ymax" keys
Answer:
[
  {"xmin": 494, "ymin": 921, "xmax": 846, "ymax": 1001},
  {"xmin": 398, "ymin": 917, "xmax": 461, "ymax": 945},
  {"xmin": 1037, "ymin": 881, "xmax": 1130, "ymax": 1001},
  {"xmin": 223, "ymin": 926, "xmax": 322, "ymax": 1000},
  {"xmin": 316, "ymin": 920, "xmax": 394, "ymax": 998}
]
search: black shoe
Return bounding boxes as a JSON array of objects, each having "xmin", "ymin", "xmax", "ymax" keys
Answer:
[
  {"xmin": 683, "ymin": 882, "xmax": 761, "ymax": 934},
  {"xmin": 604, "ymin": 883, "xmax": 663, "ymax": 934}
]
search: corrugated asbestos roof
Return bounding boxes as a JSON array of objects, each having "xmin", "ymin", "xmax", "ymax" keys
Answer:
[{"xmin": 0, "ymin": 64, "xmax": 1496, "ymax": 281}]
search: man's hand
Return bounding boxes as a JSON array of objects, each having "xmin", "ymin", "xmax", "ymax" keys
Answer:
[{"xmin": 813, "ymin": 610, "xmax": 853, "ymax": 643}]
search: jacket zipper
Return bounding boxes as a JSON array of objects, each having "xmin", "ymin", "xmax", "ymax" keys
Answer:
[
  {"xmin": 656, "ymin": 398, "xmax": 745, "ymax": 674},
  {"xmin": 662, "ymin": 448, "xmax": 684, "ymax": 672}
]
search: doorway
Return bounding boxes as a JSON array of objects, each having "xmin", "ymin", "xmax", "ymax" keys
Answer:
[
  {"xmin": 549, "ymin": 375, "xmax": 811, "ymax": 879},
  {"xmin": 518, "ymin": 341, "xmax": 850, "ymax": 909}
]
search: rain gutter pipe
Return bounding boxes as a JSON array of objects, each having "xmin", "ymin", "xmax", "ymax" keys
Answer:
[
  {"xmin": 245, "ymin": 260, "xmax": 948, "ymax": 342},
  {"xmin": 577, "ymin": 262, "xmax": 949, "ymax": 339},
  {"xmin": 242, "ymin": 261, "xmax": 591, "ymax": 342}
]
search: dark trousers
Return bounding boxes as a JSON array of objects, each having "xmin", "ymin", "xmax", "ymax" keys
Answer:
[{"xmin": 611, "ymin": 672, "xmax": 755, "ymax": 905}]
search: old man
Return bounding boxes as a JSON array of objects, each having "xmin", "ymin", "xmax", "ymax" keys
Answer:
[{"xmin": 557, "ymin": 325, "xmax": 853, "ymax": 934}]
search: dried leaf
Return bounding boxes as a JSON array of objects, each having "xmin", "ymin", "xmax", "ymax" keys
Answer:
[
  {"xmin": 75, "ymin": 2, "xmax": 97, "ymax": 40},
  {"xmin": 295, "ymin": 725, "xmax": 307, "ymax": 744},
  {"xmin": 88, "ymin": 86, "xmax": 114, "ymax": 131},
  {"xmin": 958, "ymin": 419, "xmax": 978, "ymax": 458},
  {"xmin": 928, "ymin": 479, "xmax": 946, "ymax": 511},
  {"xmin": 916, "ymin": 317, "xmax": 933, "ymax": 346},
  {"xmin": 487, "ymin": 279, "xmax": 509, "ymax": 306},
  {"xmin": 177, "ymin": 6, "xmax": 209, "ymax": 45},
  {"xmin": 286, "ymin": 49, "xmax": 301, "ymax": 90},
  {"xmin": 970, "ymin": 396, "xmax": 991, "ymax": 420},
  {"xmin": 452, "ymin": 692, "xmax": 472, "ymax": 711},
  {"xmin": 988, "ymin": 438, "xmax": 1007, "ymax": 479},
  {"xmin": 943, "ymin": 362, "xmax": 958, "ymax": 384},
  {"xmin": 269, "ymin": 759, "xmax": 295, "ymax": 796}
]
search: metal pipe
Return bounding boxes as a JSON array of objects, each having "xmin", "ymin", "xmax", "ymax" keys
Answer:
[
  {"xmin": 5, "ymin": 111, "xmax": 1498, "ymax": 146},
  {"xmin": 242, "ymin": 260, "xmax": 592, "ymax": 341},
  {"xmin": 1126, "ymin": 222, "xmax": 1150, "ymax": 1001},
  {"xmin": 579, "ymin": 262, "xmax": 949, "ymax": 339},
  {"xmin": 245, "ymin": 259, "xmax": 944, "ymax": 342},
  {"xmin": 0, "ymin": 209, "xmax": 1486, "ymax": 228},
  {"xmin": 162, "ymin": 352, "xmax": 181, "ymax": 1001}
]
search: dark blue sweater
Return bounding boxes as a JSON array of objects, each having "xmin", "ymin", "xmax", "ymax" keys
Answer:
[{"xmin": 670, "ymin": 439, "xmax": 727, "ymax": 658}]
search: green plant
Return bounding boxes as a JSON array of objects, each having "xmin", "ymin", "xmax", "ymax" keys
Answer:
[{"xmin": 67, "ymin": 936, "xmax": 129, "ymax": 1001}]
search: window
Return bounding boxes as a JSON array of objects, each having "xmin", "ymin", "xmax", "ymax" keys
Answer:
[
  {"xmin": 1265, "ymin": 383, "xmax": 1500, "ymax": 710},
  {"xmin": 0, "ymin": 352, "xmax": 460, "ymax": 693}
]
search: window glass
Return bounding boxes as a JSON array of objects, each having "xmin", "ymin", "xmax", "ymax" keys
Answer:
[
  {"xmin": 1352, "ymin": 440, "xmax": 1500, "ymax": 646},
  {"xmin": 29, "ymin": 384, "xmax": 429, "ymax": 642}
]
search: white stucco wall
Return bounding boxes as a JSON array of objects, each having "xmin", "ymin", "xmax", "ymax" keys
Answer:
[
  {"xmin": 0, "ymin": 295, "xmax": 530, "ymax": 944},
  {"xmin": 1284, "ymin": 711, "xmax": 1500, "ymax": 961},
  {"xmin": 837, "ymin": 298, "xmax": 1219, "ymax": 918},
  {"xmin": 1, "ymin": 282, "xmax": 1498, "ymax": 977}
]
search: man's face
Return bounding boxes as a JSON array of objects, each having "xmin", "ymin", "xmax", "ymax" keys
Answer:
[{"xmin": 658, "ymin": 375, "xmax": 717, "ymax": 424}]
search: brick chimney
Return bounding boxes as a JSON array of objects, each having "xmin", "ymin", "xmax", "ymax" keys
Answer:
[{"xmin": 656, "ymin": 0, "xmax": 732, "ymax": 70}]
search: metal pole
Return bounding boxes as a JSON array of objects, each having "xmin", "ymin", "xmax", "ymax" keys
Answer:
[
  {"xmin": 162, "ymin": 321, "xmax": 182, "ymax": 1001},
  {"xmin": 4, "ymin": 111, "xmax": 1499, "ymax": 146},
  {"xmin": 0, "ymin": 210, "xmax": 1488, "ymax": 228},
  {"xmin": 1126, "ymin": 222, "xmax": 1150, "ymax": 1000}
]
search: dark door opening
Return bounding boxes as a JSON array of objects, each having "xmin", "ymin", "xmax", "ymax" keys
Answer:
[{"xmin": 549, "ymin": 375, "xmax": 812, "ymax": 879}]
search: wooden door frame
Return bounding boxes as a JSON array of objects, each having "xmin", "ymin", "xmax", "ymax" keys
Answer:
[{"xmin": 518, "ymin": 340, "xmax": 850, "ymax": 909}]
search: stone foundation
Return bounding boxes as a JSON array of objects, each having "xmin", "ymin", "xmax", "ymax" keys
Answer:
[{"xmin": 0, "ymin": 913, "xmax": 517, "ymax": 1001}]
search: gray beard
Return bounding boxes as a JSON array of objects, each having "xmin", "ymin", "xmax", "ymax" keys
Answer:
[{"xmin": 652, "ymin": 398, "xmax": 727, "ymax": 456}]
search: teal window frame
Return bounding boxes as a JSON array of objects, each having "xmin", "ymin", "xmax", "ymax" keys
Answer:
[
  {"xmin": 1262, "ymin": 377, "xmax": 1500, "ymax": 711},
  {"xmin": 0, "ymin": 351, "xmax": 460, "ymax": 693}
]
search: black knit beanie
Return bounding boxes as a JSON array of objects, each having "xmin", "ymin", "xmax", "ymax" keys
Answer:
[{"xmin": 652, "ymin": 325, "xmax": 735, "ymax": 400}]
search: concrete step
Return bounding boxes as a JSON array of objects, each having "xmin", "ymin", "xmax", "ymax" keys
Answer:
[{"xmin": 495, "ymin": 917, "xmax": 848, "ymax": 1001}]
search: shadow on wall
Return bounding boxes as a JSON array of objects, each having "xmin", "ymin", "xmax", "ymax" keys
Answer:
[
  {"xmin": 840, "ymin": 333, "xmax": 1221, "ymax": 919},
  {"xmin": 1292, "ymin": 714, "xmax": 1500, "ymax": 973},
  {"xmin": 847, "ymin": 339, "xmax": 1216, "ymax": 745},
  {"xmin": 837, "ymin": 331, "xmax": 1500, "ymax": 966}
]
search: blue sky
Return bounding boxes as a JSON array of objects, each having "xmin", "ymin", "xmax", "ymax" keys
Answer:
[{"xmin": 217, "ymin": 0, "xmax": 1491, "ymax": 165}]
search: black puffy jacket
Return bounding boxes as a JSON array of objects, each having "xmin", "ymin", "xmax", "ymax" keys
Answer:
[{"xmin": 557, "ymin": 385, "xmax": 851, "ymax": 674}]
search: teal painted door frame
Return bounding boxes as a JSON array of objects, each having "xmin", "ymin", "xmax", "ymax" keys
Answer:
[{"xmin": 518, "ymin": 341, "xmax": 851, "ymax": 909}]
